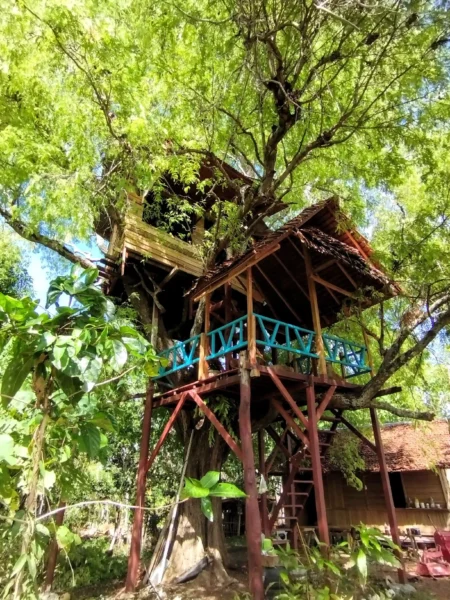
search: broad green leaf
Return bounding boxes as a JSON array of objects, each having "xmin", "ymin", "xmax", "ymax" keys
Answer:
[
  {"xmin": 89, "ymin": 411, "xmax": 115, "ymax": 432},
  {"xmin": 79, "ymin": 423, "xmax": 101, "ymax": 458},
  {"xmin": 0, "ymin": 434, "xmax": 16, "ymax": 464},
  {"xmin": 201, "ymin": 497, "xmax": 214, "ymax": 521},
  {"xmin": 209, "ymin": 483, "xmax": 247, "ymax": 498},
  {"xmin": 108, "ymin": 339, "xmax": 128, "ymax": 372},
  {"xmin": 27, "ymin": 554, "xmax": 37, "ymax": 579},
  {"xmin": 356, "ymin": 549, "xmax": 367, "ymax": 580},
  {"xmin": 56, "ymin": 525, "xmax": 75, "ymax": 549},
  {"xmin": 36, "ymin": 524, "xmax": 50, "ymax": 537},
  {"xmin": 200, "ymin": 471, "xmax": 220, "ymax": 489},
  {"xmin": 11, "ymin": 554, "xmax": 27, "ymax": 576},
  {"xmin": 1, "ymin": 342, "xmax": 35, "ymax": 405},
  {"xmin": 181, "ymin": 477, "xmax": 210, "ymax": 499}
]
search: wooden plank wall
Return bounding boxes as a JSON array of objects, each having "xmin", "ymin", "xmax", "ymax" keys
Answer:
[{"xmin": 324, "ymin": 471, "xmax": 450, "ymax": 535}]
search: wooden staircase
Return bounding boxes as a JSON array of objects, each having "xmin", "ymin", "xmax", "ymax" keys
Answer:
[{"xmin": 267, "ymin": 409, "xmax": 343, "ymax": 547}]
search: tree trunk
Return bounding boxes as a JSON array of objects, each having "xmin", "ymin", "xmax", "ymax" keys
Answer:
[{"xmin": 163, "ymin": 420, "xmax": 232, "ymax": 585}]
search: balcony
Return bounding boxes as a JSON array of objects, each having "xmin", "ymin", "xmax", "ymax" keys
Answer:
[{"xmin": 154, "ymin": 314, "xmax": 371, "ymax": 381}]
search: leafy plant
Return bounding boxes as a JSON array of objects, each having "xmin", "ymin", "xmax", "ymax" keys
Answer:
[
  {"xmin": 0, "ymin": 266, "xmax": 160, "ymax": 597},
  {"xmin": 274, "ymin": 526, "xmax": 402, "ymax": 600},
  {"xmin": 181, "ymin": 471, "xmax": 246, "ymax": 521}
]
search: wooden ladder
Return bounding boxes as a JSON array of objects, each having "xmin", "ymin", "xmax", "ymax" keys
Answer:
[{"xmin": 269, "ymin": 410, "xmax": 343, "ymax": 547}]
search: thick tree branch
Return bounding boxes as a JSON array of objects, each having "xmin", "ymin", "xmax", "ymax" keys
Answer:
[{"xmin": 0, "ymin": 207, "xmax": 96, "ymax": 269}]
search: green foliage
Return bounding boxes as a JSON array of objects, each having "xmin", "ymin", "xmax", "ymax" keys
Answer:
[
  {"xmin": 275, "ymin": 525, "xmax": 402, "ymax": 600},
  {"xmin": 0, "ymin": 231, "xmax": 32, "ymax": 299},
  {"xmin": 181, "ymin": 470, "xmax": 246, "ymax": 521},
  {"xmin": 0, "ymin": 266, "xmax": 160, "ymax": 595},
  {"xmin": 53, "ymin": 537, "xmax": 128, "ymax": 591},
  {"xmin": 328, "ymin": 432, "xmax": 366, "ymax": 491}
]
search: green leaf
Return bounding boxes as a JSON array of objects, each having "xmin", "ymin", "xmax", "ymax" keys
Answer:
[
  {"xmin": 36, "ymin": 524, "xmax": 50, "ymax": 537},
  {"xmin": 79, "ymin": 423, "xmax": 101, "ymax": 458},
  {"xmin": 27, "ymin": 554, "xmax": 37, "ymax": 579},
  {"xmin": 181, "ymin": 477, "xmax": 210, "ymax": 499},
  {"xmin": 200, "ymin": 471, "xmax": 220, "ymax": 489},
  {"xmin": 108, "ymin": 339, "xmax": 128, "ymax": 372},
  {"xmin": 11, "ymin": 554, "xmax": 27, "ymax": 576},
  {"xmin": 209, "ymin": 482, "xmax": 247, "ymax": 498},
  {"xmin": 89, "ymin": 411, "xmax": 115, "ymax": 432},
  {"xmin": 1, "ymin": 342, "xmax": 35, "ymax": 406},
  {"xmin": 56, "ymin": 525, "xmax": 75, "ymax": 549},
  {"xmin": 356, "ymin": 549, "xmax": 367, "ymax": 580},
  {"xmin": 201, "ymin": 496, "xmax": 214, "ymax": 521},
  {"xmin": 0, "ymin": 434, "xmax": 16, "ymax": 464}
]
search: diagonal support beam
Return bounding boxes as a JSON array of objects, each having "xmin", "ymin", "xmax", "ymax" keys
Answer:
[
  {"xmin": 333, "ymin": 409, "xmax": 377, "ymax": 454},
  {"xmin": 265, "ymin": 425, "xmax": 291, "ymax": 473},
  {"xmin": 189, "ymin": 391, "xmax": 243, "ymax": 461},
  {"xmin": 267, "ymin": 367, "xmax": 309, "ymax": 428},
  {"xmin": 146, "ymin": 392, "xmax": 188, "ymax": 473},
  {"xmin": 271, "ymin": 398, "xmax": 310, "ymax": 449},
  {"xmin": 316, "ymin": 385, "xmax": 337, "ymax": 421}
]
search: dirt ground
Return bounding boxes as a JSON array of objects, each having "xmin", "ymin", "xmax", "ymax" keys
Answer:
[{"xmin": 68, "ymin": 549, "xmax": 450, "ymax": 600}]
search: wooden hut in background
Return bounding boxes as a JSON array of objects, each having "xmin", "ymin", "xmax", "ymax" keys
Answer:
[{"xmin": 322, "ymin": 421, "xmax": 450, "ymax": 536}]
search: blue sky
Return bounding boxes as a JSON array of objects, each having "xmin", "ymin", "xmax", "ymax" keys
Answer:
[{"xmin": 27, "ymin": 237, "xmax": 104, "ymax": 307}]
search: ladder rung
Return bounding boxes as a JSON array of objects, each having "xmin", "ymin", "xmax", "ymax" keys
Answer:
[
  {"xmin": 287, "ymin": 492, "xmax": 309, "ymax": 496},
  {"xmin": 294, "ymin": 480, "xmax": 314, "ymax": 484},
  {"xmin": 283, "ymin": 505, "xmax": 305, "ymax": 509}
]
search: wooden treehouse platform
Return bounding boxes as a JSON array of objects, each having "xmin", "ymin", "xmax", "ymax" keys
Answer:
[{"xmin": 116, "ymin": 193, "xmax": 407, "ymax": 594}]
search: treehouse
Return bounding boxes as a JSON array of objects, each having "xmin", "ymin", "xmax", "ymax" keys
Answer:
[{"xmin": 106, "ymin": 180, "xmax": 406, "ymax": 595}]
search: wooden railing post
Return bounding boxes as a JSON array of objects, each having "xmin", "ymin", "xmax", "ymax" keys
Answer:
[
  {"xmin": 246, "ymin": 267, "xmax": 257, "ymax": 368},
  {"xmin": 198, "ymin": 294, "xmax": 211, "ymax": 379},
  {"xmin": 304, "ymin": 247, "xmax": 327, "ymax": 375}
]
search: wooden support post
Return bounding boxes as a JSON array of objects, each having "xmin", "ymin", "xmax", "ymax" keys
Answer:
[
  {"xmin": 370, "ymin": 408, "xmax": 406, "ymax": 584},
  {"xmin": 303, "ymin": 247, "xmax": 327, "ymax": 375},
  {"xmin": 306, "ymin": 383, "xmax": 329, "ymax": 546},
  {"xmin": 258, "ymin": 430, "xmax": 270, "ymax": 536},
  {"xmin": 225, "ymin": 282, "xmax": 232, "ymax": 369},
  {"xmin": 126, "ymin": 382, "xmax": 154, "ymax": 591},
  {"xmin": 239, "ymin": 360, "xmax": 264, "ymax": 600},
  {"xmin": 247, "ymin": 267, "xmax": 257, "ymax": 369},
  {"xmin": 44, "ymin": 500, "xmax": 66, "ymax": 591},
  {"xmin": 199, "ymin": 293, "xmax": 211, "ymax": 379}
]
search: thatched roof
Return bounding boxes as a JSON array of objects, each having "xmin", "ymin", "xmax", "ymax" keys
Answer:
[
  {"xmin": 189, "ymin": 198, "xmax": 397, "ymax": 328},
  {"xmin": 328, "ymin": 421, "xmax": 450, "ymax": 472}
]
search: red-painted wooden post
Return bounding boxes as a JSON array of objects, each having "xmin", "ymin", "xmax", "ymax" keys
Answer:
[
  {"xmin": 239, "ymin": 361, "xmax": 264, "ymax": 600},
  {"xmin": 258, "ymin": 430, "xmax": 270, "ymax": 536},
  {"xmin": 370, "ymin": 408, "xmax": 406, "ymax": 583},
  {"xmin": 126, "ymin": 382, "xmax": 154, "ymax": 592},
  {"xmin": 306, "ymin": 383, "xmax": 330, "ymax": 546}
]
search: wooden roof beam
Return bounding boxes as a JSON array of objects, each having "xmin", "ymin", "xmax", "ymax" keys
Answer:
[
  {"xmin": 337, "ymin": 262, "xmax": 358, "ymax": 288},
  {"xmin": 193, "ymin": 243, "xmax": 281, "ymax": 301},
  {"xmin": 272, "ymin": 253, "xmax": 310, "ymax": 303},
  {"xmin": 255, "ymin": 264, "xmax": 304, "ymax": 323},
  {"xmin": 312, "ymin": 274, "xmax": 355, "ymax": 299}
]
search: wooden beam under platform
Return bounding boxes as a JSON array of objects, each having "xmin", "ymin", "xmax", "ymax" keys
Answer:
[{"xmin": 189, "ymin": 391, "xmax": 243, "ymax": 460}]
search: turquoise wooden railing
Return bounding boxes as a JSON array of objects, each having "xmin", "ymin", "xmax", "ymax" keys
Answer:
[{"xmin": 154, "ymin": 313, "xmax": 370, "ymax": 379}]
